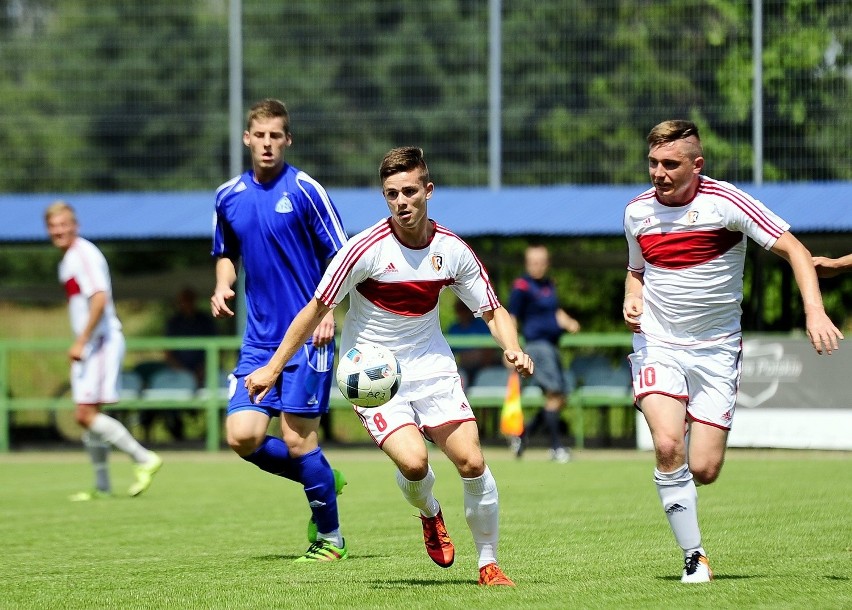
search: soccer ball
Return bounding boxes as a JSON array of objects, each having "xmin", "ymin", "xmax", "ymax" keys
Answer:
[{"xmin": 335, "ymin": 343, "xmax": 401, "ymax": 408}]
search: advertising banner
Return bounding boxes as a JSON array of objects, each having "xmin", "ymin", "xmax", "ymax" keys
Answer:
[{"xmin": 636, "ymin": 335, "xmax": 852, "ymax": 450}]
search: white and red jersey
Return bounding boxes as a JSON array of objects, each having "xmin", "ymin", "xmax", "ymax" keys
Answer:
[
  {"xmin": 59, "ymin": 237, "xmax": 122, "ymax": 339},
  {"xmin": 624, "ymin": 176, "xmax": 789, "ymax": 347},
  {"xmin": 316, "ymin": 218, "xmax": 501, "ymax": 381}
]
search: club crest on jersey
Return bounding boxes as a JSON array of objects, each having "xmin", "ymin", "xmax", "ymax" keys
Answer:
[
  {"xmin": 687, "ymin": 211, "xmax": 699, "ymax": 224},
  {"xmin": 275, "ymin": 194, "xmax": 293, "ymax": 213},
  {"xmin": 430, "ymin": 254, "xmax": 444, "ymax": 272}
]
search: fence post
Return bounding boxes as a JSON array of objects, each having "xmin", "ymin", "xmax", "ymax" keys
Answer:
[
  {"xmin": 203, "ymin": 343, "xmax": 221, "ymax": 452},
  {"xmin": 0, "ymin": 345, "xmax": 8, "ymax": 452}
]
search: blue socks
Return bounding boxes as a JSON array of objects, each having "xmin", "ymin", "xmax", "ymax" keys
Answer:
[
  {"xmin": 296, "ymin": 448, "xmax": 339, "ymax": 535},
  {"xmin": 243, "ymin": 437, "xmax": 339, "ymax": 534},
  {"xmin": 243, "ymin": 435, "xmax": 300, "ymax": 481}
]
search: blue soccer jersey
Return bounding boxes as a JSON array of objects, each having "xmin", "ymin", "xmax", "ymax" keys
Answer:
[{"xmin": 213, "ymin": 164, "xmax": 348, "ymax": 351}]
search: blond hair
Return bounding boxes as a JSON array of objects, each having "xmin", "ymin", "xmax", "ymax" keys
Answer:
[
  {"xmin": 44, "ymin": 200, "xmax": 77, "ymax": 225},
  {"xmin": 246, "ymin": 98, "xmax": 291, "ymax": 134},
  {"xmin": 647, "ymin": 120, "xmax": 703, "ymax": 159}
]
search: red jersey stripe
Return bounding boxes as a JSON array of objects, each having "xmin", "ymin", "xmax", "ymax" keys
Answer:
[
  {"xmin": 64, "ymin": 277, "xmax": 81, "ymax": 299},
  {"xmin": 356, "ymin": 277, "xmax": 454, "ymax": 316},
  {"xmin": 638, "ymin": 228, "xmax": 744, "ymax": 269}
]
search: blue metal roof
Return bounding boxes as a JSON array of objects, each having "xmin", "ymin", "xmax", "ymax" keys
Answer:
[{"xmin": 3, "ymin": 182, "xmax": 850, "ymax": 242}]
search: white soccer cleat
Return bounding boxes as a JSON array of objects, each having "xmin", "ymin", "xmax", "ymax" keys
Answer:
[
  {"xmin": 681, "ymin": 551, "xmax": 713, "ymax": 583},
  {"xmin": 550, "ymin": 447, "xmax": 571, "ymax": 463}
]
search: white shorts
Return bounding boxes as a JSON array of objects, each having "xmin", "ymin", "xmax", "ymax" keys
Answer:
[
  {"xmin": 71, "ymin": 332, "xmax": 125, "ymax": 405},
  {"xmin": 628, "ymin": 336, "xmax": 742, "ymax": 430},
  {"xmin": 354, "ymin": 375, "xmax": 476, "ymax": 447}
]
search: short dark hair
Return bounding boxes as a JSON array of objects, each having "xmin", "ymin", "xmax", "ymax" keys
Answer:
[{"xmin": 379, "ymin": 146, "xmax": 430, "ymax": 185}]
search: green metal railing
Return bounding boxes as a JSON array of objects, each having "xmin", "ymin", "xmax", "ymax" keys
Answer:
[{"xmin": 0, "ymin": 333, "xmax": 635, "ymax": 452}]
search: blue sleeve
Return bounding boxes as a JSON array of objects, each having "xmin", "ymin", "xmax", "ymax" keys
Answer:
[{"xmin": 297, "ymin": 174, "xmax": 349, "ymax": 261}]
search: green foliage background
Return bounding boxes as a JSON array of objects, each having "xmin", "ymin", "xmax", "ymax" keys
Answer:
[{"xmin": 0, "ymin": 0, "xmax": 849, "ymax": 191}]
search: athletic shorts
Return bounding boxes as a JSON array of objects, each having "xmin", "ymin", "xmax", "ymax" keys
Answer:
[
  {"xmin": 71, "ymin": 332, "xmax": 125, "ymax": 405},
  {"xmin": 628, "ymin": 336, "xmax": 742, "ymax": 430},
  {"xmin": 354, "ymin": 375, "xmax": 476, "ymax": 447},
  {"xmin": 227, "ymin": 343, "xmax": 334, "ymax": 418},
  {"xmin": 524, "ymin": 340, "xmax": 566, "ymax": 394}
]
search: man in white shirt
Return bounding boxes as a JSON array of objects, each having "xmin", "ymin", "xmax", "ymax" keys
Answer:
[
  {"xmin": 622, "ymin": 120, "xmax": 842, "ymax": 583},
  {"xmin": 245, "ymin": 147, "xmax": 533, "ymax": 586},
  {"xmin": 46, "ymin": 201, "xmax": 162, "ymax": 501}
]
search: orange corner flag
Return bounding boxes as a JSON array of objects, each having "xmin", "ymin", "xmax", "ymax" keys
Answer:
[{"xmin": 499, "ymin": 370, "xmax": 524, "ymax": 437}]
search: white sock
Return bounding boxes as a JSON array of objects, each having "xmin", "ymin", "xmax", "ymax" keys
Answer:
[
  {"xmin": 82, "ymin": 430, "xmax": 111, "ymax": 493},
  {"xmin": 317, "ymin": 530, "xmax": 344, "ymax": 548},
  {"xmin": 396, "ymin": 465, "xmax": 440, "ymax": 517},
  {"xmin": 462, "ymin": 465, "xmax": 499, "ymax": 568},
  {"xmin": 89, "ymin": 413, "xmax": 150, "ymax": 464},
  {"xmin": 655, "ymin": 464, "xmax": 704, "ymax": 556}
]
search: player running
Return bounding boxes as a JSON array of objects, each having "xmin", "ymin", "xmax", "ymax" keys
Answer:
[
  {"xmin": 623, "ymin": 120, "xmax": 843, "ymax": 583},
  {"xmin": 45, "ymin": 201, "xmax": 162, "ymax": 501},
  {"xmin": 245, "ymin": 146, "xmax": 533, "ymax": 586},
  {"xmin": 211, "ymin": 98, "xmax": 349, "ymax": 562}
]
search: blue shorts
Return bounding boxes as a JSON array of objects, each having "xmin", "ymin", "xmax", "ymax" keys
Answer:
[
  {"xmin": 227, "ymin": 342, "xmax": 334, "ymax": 419},
  {"xmin": 525, "ymin": 340, "xmax": 566, "ymax": 394}
]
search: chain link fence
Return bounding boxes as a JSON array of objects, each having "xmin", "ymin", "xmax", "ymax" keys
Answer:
[{"xmin": 1, "ymin": 0, "xmax": 849, "ymax": 190}]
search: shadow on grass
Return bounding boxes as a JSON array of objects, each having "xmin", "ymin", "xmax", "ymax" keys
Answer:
[
  {"xmin": 254, "ymin": 553, "xmax": 388, "ymax": 561},
  {"xmin": 656, "ymin": 574, "xmax": 760, "ymax": 581},
  {"xmin": 369, "ymin": 577, "xmax": 476, "ymax": 588}
]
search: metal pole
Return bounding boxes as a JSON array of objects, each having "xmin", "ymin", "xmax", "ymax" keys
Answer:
[
  {"xmin": 229, "ymin": 0, "xmax": 243, "ymax": 179},
  {"xmin": 228, "ymin": 0, "xmax": 247, "ymax": 336},
  {"xmin": 752, "ymin": 0, "xmax": 763, "ymax": 186},
  {"xmin": 488, "ymin": 0, "xmax": 502, "ymax": 191}
]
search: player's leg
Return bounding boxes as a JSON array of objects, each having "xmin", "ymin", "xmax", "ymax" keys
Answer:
[
  {"xmin": 279, "ymin": 412, "xmax": 344, "ymax": 549},
  {"xmin": 382, "ymin": 424, "xmax": 435, "ymax": 507},
  {"xmin": 381, "ymin": 424, "xmax": 454, "ymax": 567},
  {"xmin": 226, "ymin": 407, "xmax": 296, "ymax": 473},
  {"xmin": 70, "ymin": 403, "xmax": 113, "ymax": 501},
  {"xmin": 641, "ymin": 392, "xmax": 710, "ymax": 582},
  {"xmin": 73, "ymin": 342, "xmax": 161, "ymax": 497},
  {"xmin": 432, "ymin": 420, "xmax": 514, "ymax": 585},
  {"xmin": 83, "ymin": 334, "xmax": 162, "ymax": 496},
  {"xmin": 686, "ymin": 421, "xmax": 728, "ymax": 485}
]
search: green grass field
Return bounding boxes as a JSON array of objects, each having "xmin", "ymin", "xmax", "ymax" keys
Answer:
[{"xmin": 1, "ymin": 447, "xmax": 849, "ymax": 609}]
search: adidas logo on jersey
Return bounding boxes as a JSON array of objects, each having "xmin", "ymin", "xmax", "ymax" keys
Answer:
[{"xmin": 383, "ymin": 262, "xmax": 398, "ymax": 273}]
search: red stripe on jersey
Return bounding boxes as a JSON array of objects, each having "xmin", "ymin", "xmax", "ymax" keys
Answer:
[
  {"xmin": 64, "ymin": 277, "xmax": 81, "ymax": 299},
  {"xmin": 698, "ymin": 179, "xmax": 784, "ymax": 238},
  {"xmin": 356, "ymin": 277, "xmax": 454, "ymax": 316},
  {"xmin": 319, "ymin": 222, "xmax": 392, "ymax": 304},
  {"xmin": 434, "ymin": 224, "xmax": 501, "ymax": 310},
  {"xmin": 638, "ymin": 228, "xmax": 743, "ymax": 269}
]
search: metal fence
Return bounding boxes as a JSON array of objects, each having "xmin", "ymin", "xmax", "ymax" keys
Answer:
[{"xmin": 0, "ymin": 0, "xmax": 849, "ymax": 190}]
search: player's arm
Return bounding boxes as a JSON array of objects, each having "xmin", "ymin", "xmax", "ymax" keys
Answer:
[
  {"xmin": 481, "ymin": 306, "xmax": 534, "ymax": 377},
  {"xmin": 244, "ymin": 298, "xmax": 332, "ymax": 403},
  {"xmin": 771, "ymin": 232, "xmax": 844, "ymax": 355},
  {"xmin": 312, "ymin": 258, "xmax": 339, "ymax": 347},
  {"xmin": 70, "ymin": 291, "xmax": 107, "ymax": 361},
  {"xmin": 556, "ymin": 308, "xmax": 580, "ymax": 333},
  {"xmin": 211, "ymin": 256, "xmax": 238, "ymax": 318},
  {"xmin": 813, "ymin": 253, "xmax": 852, "ymax": 278},
  {"xmin": 622, "ymin": 271, "xmax": 644, "ymax": 333}
]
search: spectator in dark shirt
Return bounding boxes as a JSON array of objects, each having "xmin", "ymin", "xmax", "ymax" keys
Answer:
[
  {"xmin": 165, "ymin": 286, "xmax": 218, "ymax": 386},
  {"xmin": 508, "ymin": 245, "xmax": 580, "ymax": 462},
  {"xmin": 141, "ymin": 286, "xmax": 217, "ymax": 441}
]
